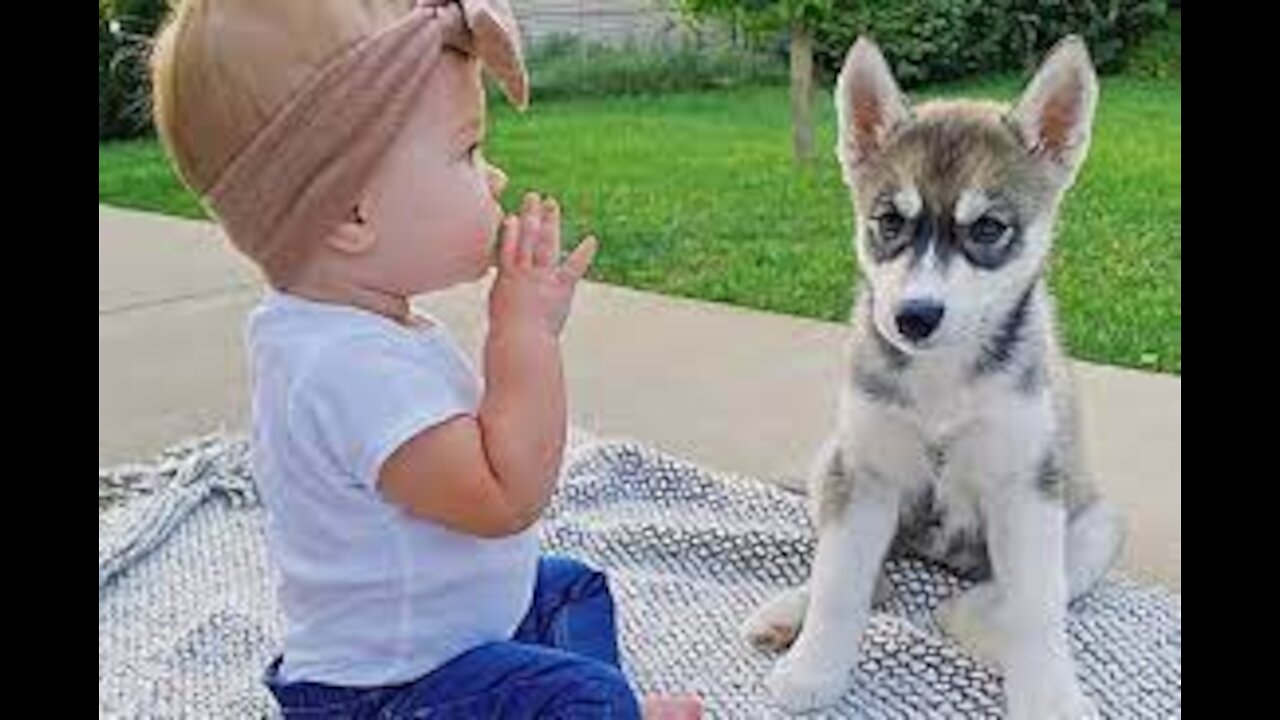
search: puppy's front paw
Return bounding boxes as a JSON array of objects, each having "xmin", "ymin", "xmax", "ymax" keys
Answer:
[
  {"xmin": 935, "ymin": 589, "xmax": 1002, "ymax": 669},
  {"xmin": 741, "ymin": 588, "xmax": 807, "ymax": 653},
  {"xmin": 1005, "ymin": 670, "xmax": 1097, "ymax": 720},
  {"xmin": 742, "ymin": 612, "xmax": 800, "ymax": 654},
  {"xmin": 765, "ymin": 653, "xmax": 850, "ymax": 713}
]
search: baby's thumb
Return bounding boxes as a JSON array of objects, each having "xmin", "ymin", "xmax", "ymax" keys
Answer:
[{"xmin": 559, "ymin": 235, "xmax": 598, "ymax": 283}]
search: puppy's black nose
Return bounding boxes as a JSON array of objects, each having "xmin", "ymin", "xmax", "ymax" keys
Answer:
[{"xmin": 895, "ymin": 300, "xmax": 945, "ymax": 342}]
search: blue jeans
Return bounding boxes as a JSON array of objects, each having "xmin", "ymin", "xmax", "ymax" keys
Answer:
[{"xmin": 265, "ymin": 556, "xmax": 640, "ymax": 719}]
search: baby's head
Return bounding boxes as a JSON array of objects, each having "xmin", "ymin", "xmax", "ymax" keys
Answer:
[{"xmin": 151, "ymin": 0, "xmax": 526, "ymax": 294}]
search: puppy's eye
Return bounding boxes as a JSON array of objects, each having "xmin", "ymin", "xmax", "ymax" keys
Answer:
[
  {"xmin": 877, "ymin": 210, "xmax": 906, "ymax": 239},
  {"xmin": 970, "ymin": 216, "xmax": 1009, "ymax": 245}
]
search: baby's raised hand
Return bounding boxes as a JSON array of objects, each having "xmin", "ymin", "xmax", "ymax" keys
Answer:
[{"xmin": 488, "ymin": 193, "xmax": 596, "ymax": 338}]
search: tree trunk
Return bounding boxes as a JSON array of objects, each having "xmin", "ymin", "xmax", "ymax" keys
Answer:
[{"xmin": 789, "ymin": 23, "xmax": 815, "ymax": 165}]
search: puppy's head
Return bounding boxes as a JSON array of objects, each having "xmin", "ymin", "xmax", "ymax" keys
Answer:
[{"xmin": 836, "ymin": 37, "xmax": 1097, "ymax": 354}]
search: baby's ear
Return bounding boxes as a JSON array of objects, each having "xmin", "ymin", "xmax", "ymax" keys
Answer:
[{"xmin": 323, "ymin": 213, "xmax": 378, "ymax": 255}]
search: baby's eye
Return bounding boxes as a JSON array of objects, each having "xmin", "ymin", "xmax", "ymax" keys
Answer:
[{"xmin": 466, "ymin": 142, "xmax": 482, "ymax": 164}]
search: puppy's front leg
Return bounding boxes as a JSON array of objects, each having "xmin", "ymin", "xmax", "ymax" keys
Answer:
[
  {"xmin": 987, "ymin": 488, "xmax": 1097, "ymax": 720},
  {"xmin": 767, "ymin": 477, "xmax": 899, "ymax": 713}
]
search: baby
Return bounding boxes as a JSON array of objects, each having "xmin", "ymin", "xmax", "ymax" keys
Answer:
[{"xmin": 150, "ymin": 0, "xmax": 700, "ymax": 716}]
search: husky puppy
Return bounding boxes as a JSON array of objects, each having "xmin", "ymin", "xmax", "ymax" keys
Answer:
[{"xmin": 741, "ymin": 36, "xmax": 1126, "ymax": 719}]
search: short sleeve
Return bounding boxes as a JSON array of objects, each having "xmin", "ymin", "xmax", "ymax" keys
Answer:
[{"xmin": 287, "ymin": 333, "xmax": 477, "ymax": 489}]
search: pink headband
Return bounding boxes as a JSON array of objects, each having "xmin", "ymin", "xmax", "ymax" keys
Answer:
[{"xmin": 201, "ymin": 0, "xmax": 527, "ymax": 281}]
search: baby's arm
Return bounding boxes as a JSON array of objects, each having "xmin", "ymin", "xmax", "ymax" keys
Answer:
[{"xmin": 380, "ymin": 194, "xmax": 596, "ymax": 537}]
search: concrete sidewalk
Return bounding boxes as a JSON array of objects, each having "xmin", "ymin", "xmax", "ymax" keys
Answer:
[{"xmin": 99, "ymin": 205, "xmax": 1181, "ymax": 590}]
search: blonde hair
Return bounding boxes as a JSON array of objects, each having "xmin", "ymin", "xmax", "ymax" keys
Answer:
[{"xmin": 151, "ymin": 0, "xmax": 413, "ymax": 194}]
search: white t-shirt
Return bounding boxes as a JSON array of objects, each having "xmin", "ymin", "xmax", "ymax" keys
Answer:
[{"xmin": 246, "ymin": 290, "xmax": 538, "ymax": 687}]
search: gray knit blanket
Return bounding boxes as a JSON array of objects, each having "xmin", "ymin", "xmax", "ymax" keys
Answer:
[{"xmin": 99, "ymin": 434, "xmax": 1180, "ymax": 718}]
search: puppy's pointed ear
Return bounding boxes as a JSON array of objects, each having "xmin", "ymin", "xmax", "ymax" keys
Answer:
[
  {"xmin": 1009, "ymin": 35, "xmax": 1098, "ymax": 184},
  {"xmin": 835, "ymin": 37, "xmax": 911, "ymax": 176}
]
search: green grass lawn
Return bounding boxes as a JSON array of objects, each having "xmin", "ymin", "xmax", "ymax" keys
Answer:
[{"xmin": 100, "ymin": 73, "xmax": 1180, "ymax": 373}]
